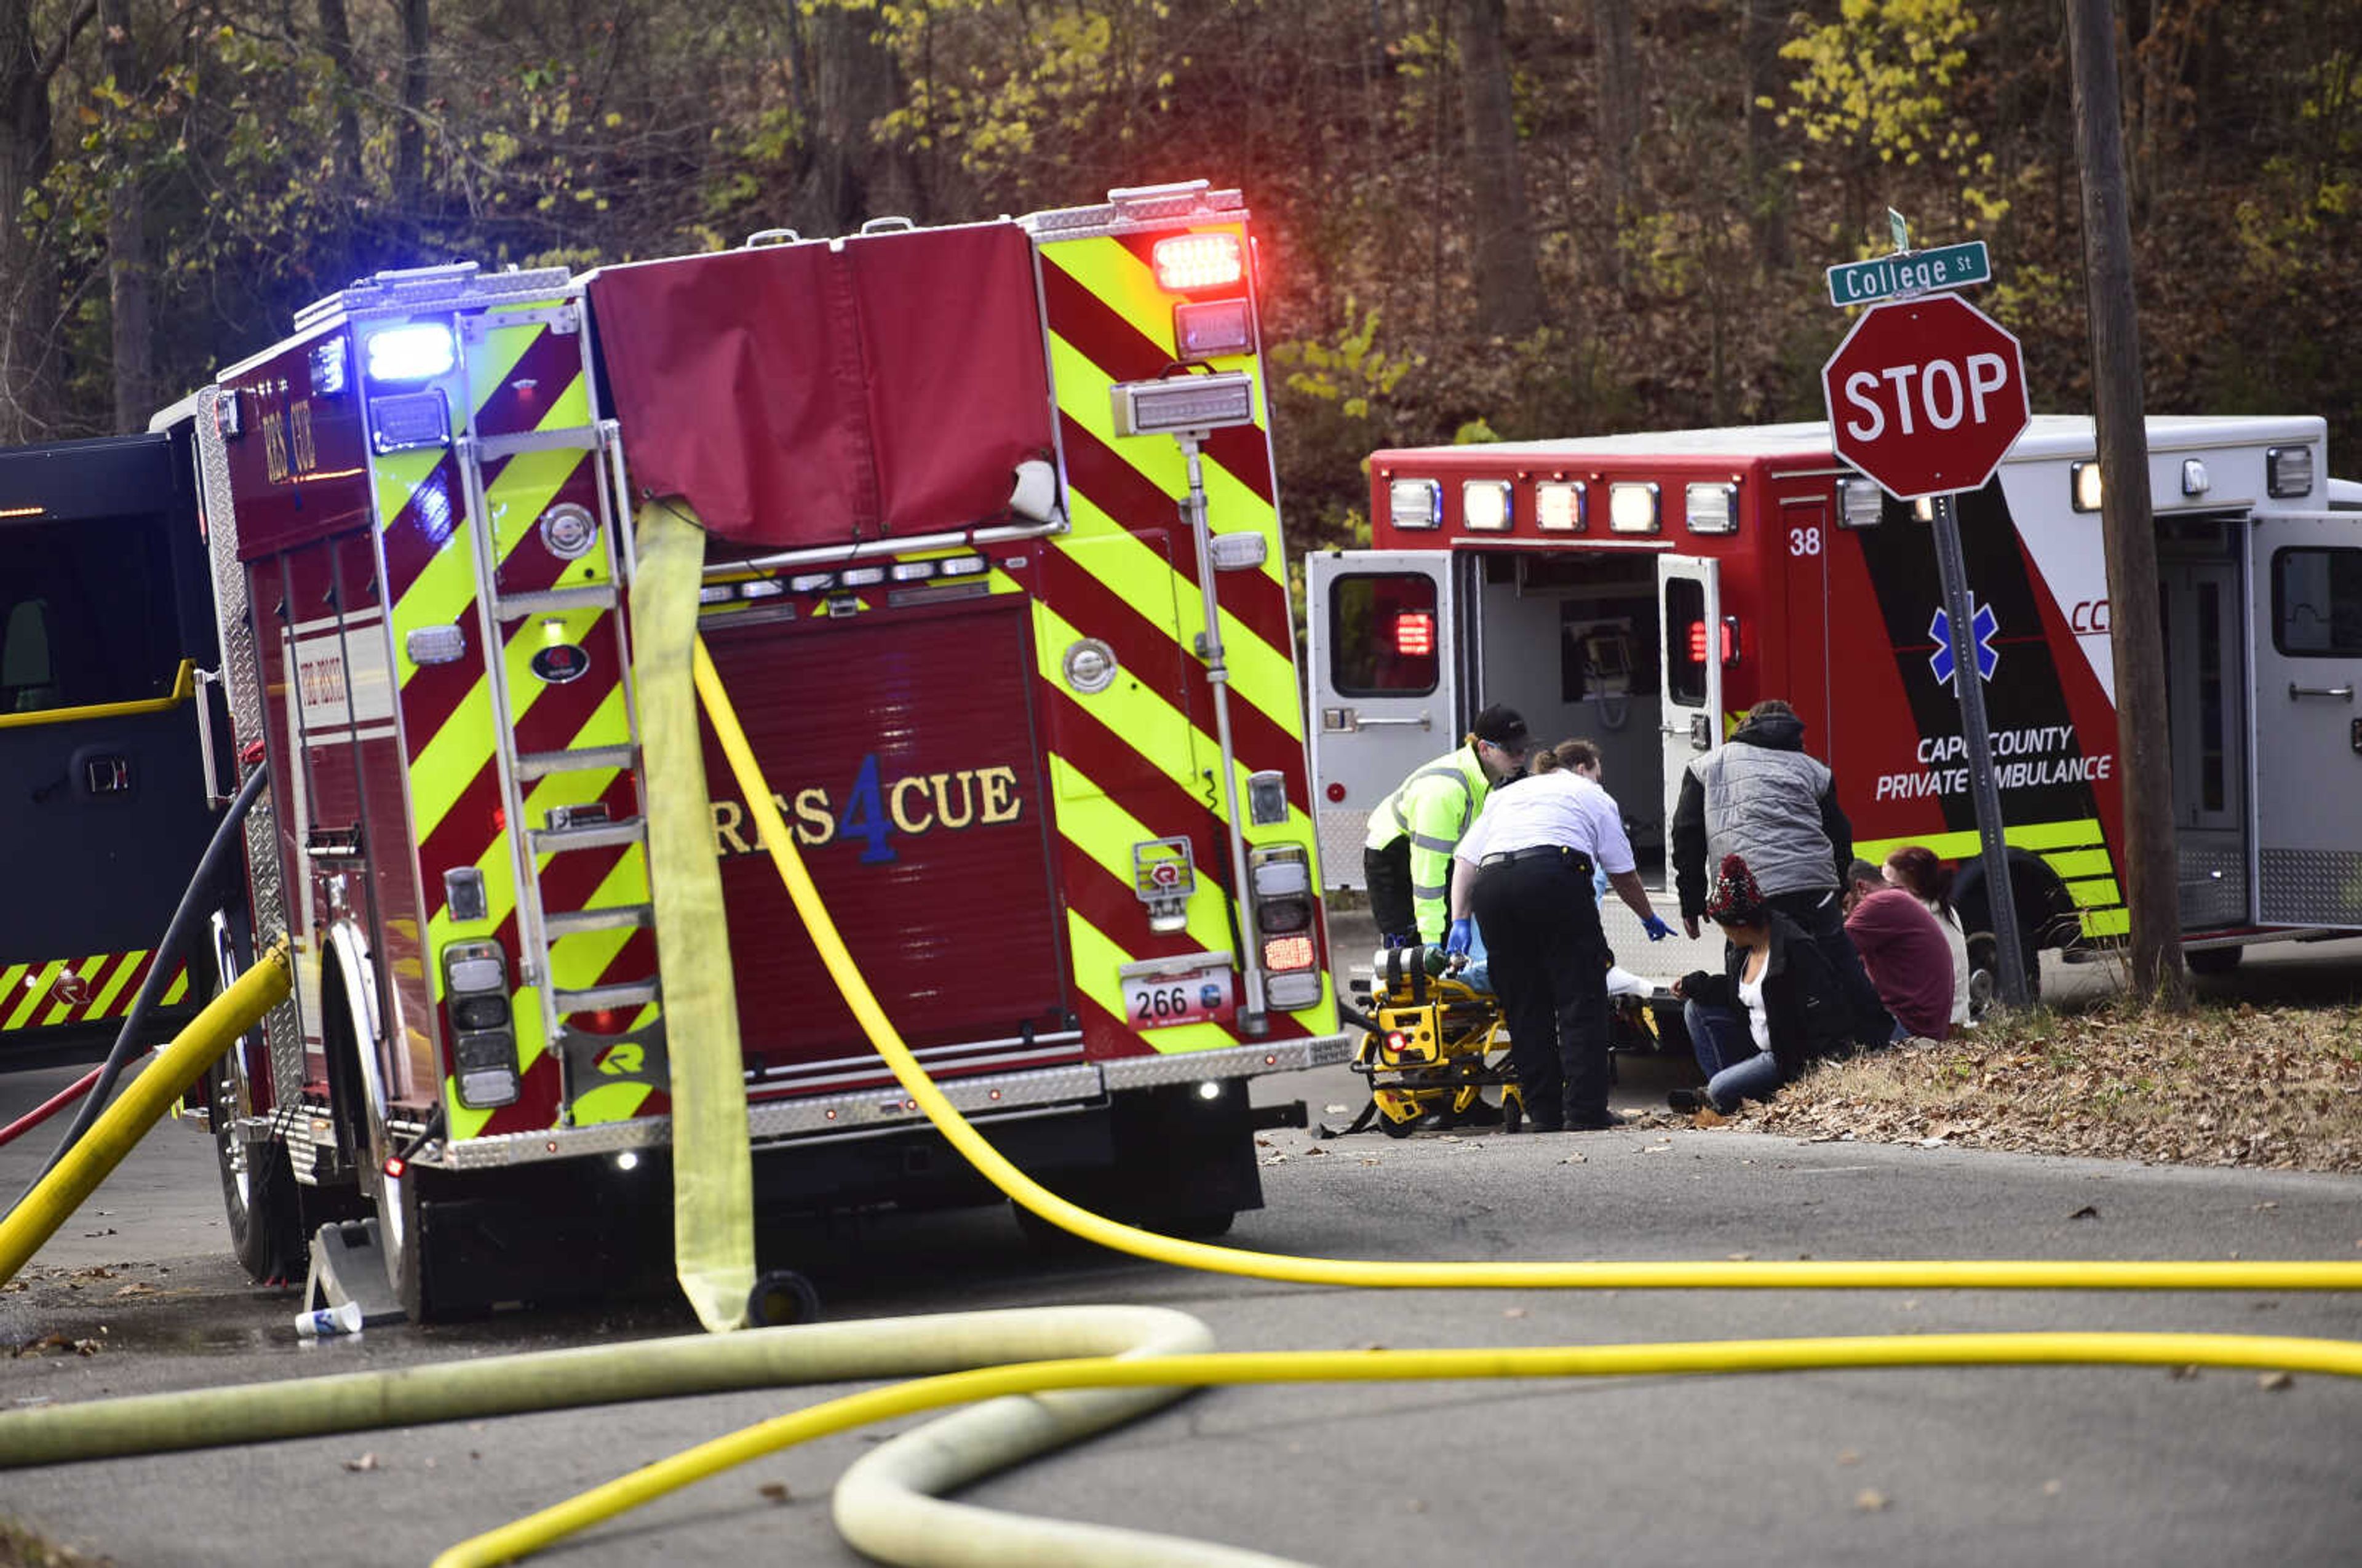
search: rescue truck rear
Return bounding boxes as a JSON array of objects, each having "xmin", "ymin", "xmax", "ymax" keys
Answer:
[
  {"xmin": 163, "ymin": 181, "xmax": 1345, "ymax": 1316},
  {"xmin": 1310, "ymin": 416, "xmax": 2362, "ymax": 998},
  {"xmin": 1, "ymin": 434, "xmax": 228, "ymax": 1051}
]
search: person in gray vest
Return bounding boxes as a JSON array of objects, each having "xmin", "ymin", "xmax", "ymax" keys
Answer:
[{"xmin": 1669, "ymin": 698, "xmax": 1893, "ymax": 1045}]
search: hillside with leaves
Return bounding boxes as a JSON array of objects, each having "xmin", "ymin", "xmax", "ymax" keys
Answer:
[{"xmin": 4, "ymin": 0, "xmax": 2358, "ymax": 550}]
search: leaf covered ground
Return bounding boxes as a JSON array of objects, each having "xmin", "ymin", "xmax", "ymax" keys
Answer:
[{"xmin": 1717, "ymin": 1000, "xmax": 2362, "ymax": 1174}]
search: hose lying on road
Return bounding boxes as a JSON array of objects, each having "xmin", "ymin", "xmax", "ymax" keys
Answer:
[{"xmin": 7, "ymin": 643, "xmax": 2361, "ymax": 1568}]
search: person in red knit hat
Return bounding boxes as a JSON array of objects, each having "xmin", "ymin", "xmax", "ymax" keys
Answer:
[{"xmin": 1669, "ymin": 852, "xmax": 1884, "ymax": 1113}]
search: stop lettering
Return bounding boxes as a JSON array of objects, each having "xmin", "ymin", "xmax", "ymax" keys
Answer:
[{"xmin": 1821, "ymin": 293, "xmax": 2029, "ymax": 500}]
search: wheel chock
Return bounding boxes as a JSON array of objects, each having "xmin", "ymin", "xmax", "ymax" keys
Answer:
[{"xmin": 302, "ymin": 1219, "xmax": 409, "ymax": 1329}]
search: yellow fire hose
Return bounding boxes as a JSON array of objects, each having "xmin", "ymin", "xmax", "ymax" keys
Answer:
[
  {"xmin": 7, "ymin": 640, "xmax": 2361, "ymax": 1568},
  {"xmin": 0, "ymin": 937, "xmax": 290, "ymax": 1283}
]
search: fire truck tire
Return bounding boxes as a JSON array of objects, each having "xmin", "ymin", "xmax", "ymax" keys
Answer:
[
  {"xmin": 747, "ymin": 1270, "xmax": 822, "ymax": 1327},
  {"xmin": 205, "ymin": 1046, "xmax": 303, "ymax": 1283},
  {"xmin": 203, "ymin": 916, "xmax": 303, "ymax": 1284}
]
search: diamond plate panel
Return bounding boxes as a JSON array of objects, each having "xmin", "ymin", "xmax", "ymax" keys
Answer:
[
  {"xmin": 2177, "ymin": 843, "xmax": 2249, "ymax": 929},
  {"xmin": 2260, "ymin": 848, "xmax": 2362, "ymax": 927},
  {"xmin": 192, "ymin": 388, "xmax": 306, "ymax": 1104},
  {"xmin": 1100, "ymin": 1034, "xmax": 1353, "ymax": 1089},
  {"xmin": 1317, "ymin": 809, "xmax": 1370, "ymax": 889}
]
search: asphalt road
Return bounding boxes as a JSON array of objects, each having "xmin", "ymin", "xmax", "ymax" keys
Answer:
[{"xmin": 2, "ymin": 935, "xmax": 2359, "ymax": 1567}]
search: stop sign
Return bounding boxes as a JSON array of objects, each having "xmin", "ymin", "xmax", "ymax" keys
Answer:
[{"xmin": 1821, "ymin": 293, "xmax": 2029, "ymax": 499}]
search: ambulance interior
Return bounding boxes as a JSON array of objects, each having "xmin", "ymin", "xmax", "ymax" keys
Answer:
[{"xmin": 1466, "ymin": 551, "xmax": 1673, "ymax": 878}]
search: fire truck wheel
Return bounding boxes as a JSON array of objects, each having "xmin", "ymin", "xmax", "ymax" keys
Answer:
[
  {"xmin": 1012, "ymin": 1202, "xmax": 1103, "ymax": 1257},
  {"xmin": 1139, "ymin": 1209, "xmax": 1235, "ymax": 1240},
  {"xmin": 204, "ymin": 917, "xmax": 303, "ymax": 1284},
  {"xmin": 206, "ymin": 1043, "xmax": 303, "ymax": 1284},
  {"xmin": 746, "ymin": 1270, "xmax": 822, "ymax": 1327}
]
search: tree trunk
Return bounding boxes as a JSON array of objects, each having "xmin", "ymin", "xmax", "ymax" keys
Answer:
[
  {"xmin": 0, "ymin": 0, "xmax": 95, "ymax": 444},
  {"xmin": 789, "ymin": 3, "xmax": 920, "ymax": 236},
  {"xmin": 1742, "ymin": 0, "xmax": 1789, "ymax": 272},
  {"xmin": 316, "ymin": 0, "xmax": 361, "ymax": 193},
  {"xmin": 393, "ymin": 0, "xmax": 428, "ymax": 208},
  {"xmin": 101, "ymin": 0, "xmax": 151, "ymax": 432},
  {"xmin": 1591, "ymin": 0, "xmax": 1639, "ymax": 285},
  {"xmin": 1453, "ymin": 0, "xmax": 1541, "ymax": 336},
  {"xmin": 2067, "ymin": 0, "xmax": 2187, "ymax": 1007}
]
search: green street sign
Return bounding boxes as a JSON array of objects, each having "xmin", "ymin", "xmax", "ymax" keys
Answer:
[
  {"xmin": 1888, "ymin": 208, "xmax": 1911, "ymax": 252},
  {"xmin": 1826, "ymin": 240, "xmax": 1992, "ymax": 307}
]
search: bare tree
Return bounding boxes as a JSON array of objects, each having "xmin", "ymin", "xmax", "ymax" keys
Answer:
[
  {"xmin": 0, "ymin": 0, "xmax": 97, "ymax": 442},
  {"xmin": 393, "ymin": 0, "xmax": 429, "ymax": 208},
  {"xmin": 789, "ymin": 2, "xmax": 921, "ymax": 236},
  {"xmin": 100, "ymin": 0, "xmax": 151, "ymax": 431},
  {"xmin": 1742, "ymin": 0, "xmax": 1790, "ymax": 271},
  {"xmin": 317, "ymin": 0, "xmax": 362, "ymax": 193},
  {"xmin": 1454, "ymin": 0, "xmax": 1540, "ymax": 335}
]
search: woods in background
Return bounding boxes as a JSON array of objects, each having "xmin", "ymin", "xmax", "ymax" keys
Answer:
[{"xmin": 3, "ymin": 0, "xmax": 2356, "ymax": 549}]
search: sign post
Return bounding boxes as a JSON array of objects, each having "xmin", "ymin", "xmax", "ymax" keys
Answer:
[{"xmin": 1823, "ymin": 277, "xmax": 2034, "ymax": 1009}]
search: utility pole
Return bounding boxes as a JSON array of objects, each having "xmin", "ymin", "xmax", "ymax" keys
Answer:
[{"xmin": 2065, "ymin": 0, "xmax": 2187, "ymax": 1006}]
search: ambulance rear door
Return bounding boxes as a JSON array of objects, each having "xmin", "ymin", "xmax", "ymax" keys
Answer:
[
  {"xmin": 2249, "ymin": 512, "xmax": 2362, "ymax": 928},
  {"xmin": 1306, "ymin": 551, "xmax": 1458, "ymax": 890},
  {"xmin": 1657, "ymin": 555, "xmax": 1722, "ymax": 842}
]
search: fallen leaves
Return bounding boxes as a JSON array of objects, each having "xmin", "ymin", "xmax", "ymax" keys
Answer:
[{"xmin": 1731, "ymin": 1000, "xmax": 2362, "ymax": 1172}]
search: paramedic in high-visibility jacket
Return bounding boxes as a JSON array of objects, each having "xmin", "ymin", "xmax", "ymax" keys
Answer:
[{"xmin": 1362, "ymin": 704, "xmax": 1530, "ymax": 948}]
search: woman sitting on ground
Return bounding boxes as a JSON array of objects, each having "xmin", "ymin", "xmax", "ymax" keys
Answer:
[
  {"xmin": 1883, "ymin": 844, "xmax": 1971, "ymax": 1031},
  {"xmin": 1669, "ymin": 853, "xmax": 1874, "ymax": 1113}
]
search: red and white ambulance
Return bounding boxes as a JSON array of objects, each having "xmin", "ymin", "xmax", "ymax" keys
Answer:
[{"xmin": 1309, "ymin": 415, "xmax": 2362, "ymax": 992}]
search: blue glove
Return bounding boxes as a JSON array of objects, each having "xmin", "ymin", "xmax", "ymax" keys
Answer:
[
  {"xmin": 1444, "ymin": 917, "xmax": 1474, "ymax": 957},
  {"xmin": 1642, "ymin": 914, "xmax": 1674, "ymax": 942}
]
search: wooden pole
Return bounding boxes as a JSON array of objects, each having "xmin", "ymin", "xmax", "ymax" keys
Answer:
[{"xmin": 2065, "ymin": 0, "xmax": 2187, "ymax": 1006}]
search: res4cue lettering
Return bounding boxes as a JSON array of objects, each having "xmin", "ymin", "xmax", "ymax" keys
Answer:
[{"xmin": 711, "ymin": 755, "xmax": 1023, "ymax": 865}]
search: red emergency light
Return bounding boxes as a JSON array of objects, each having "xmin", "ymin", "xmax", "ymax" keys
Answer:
[
  {"xmin": 1394, "ymin": 611, "xmax": 1435, "ymax": 658},
  {"xmin": 1153, "ymin": 233, "xmax": 1244, "ymax": 292},
  {"xmin": 1687, "ymin": 618, "xmax": 1740, "ymax": 666}
]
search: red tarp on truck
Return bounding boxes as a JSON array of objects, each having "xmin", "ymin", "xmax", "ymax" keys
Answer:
[{"xmin": 587, "ymin": 221, "xmax": 1056, "ymax": 548}]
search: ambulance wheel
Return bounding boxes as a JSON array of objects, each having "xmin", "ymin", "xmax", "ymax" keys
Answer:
[
  {"xmin": 747, "ymin": 1270, "xmax": 822, "ymax": 1327},
  {"xmin": 2186, "ymin": 946, "xmax": 2245, "ymax": 976}
]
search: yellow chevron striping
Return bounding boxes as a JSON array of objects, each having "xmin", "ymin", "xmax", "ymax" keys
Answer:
[
  {"xmin": 4, "ymin": 961, "xmax": 62, "ymax": 1030},
  {"xmin": 161, "ymin": 969, "xmax": 188, "ymax": 1005},
  {"xmin": 1031, "ymin": 597, "xmax": 1316, "ymax": 846},
  {"xmin": 1853, "ymin": 818, "xmax": 2108, "ymax": 867},
  {"xmin": 2082, "ymin": 908, "xmax": 2131, "ymax": 937},
  {"xmin": 1044, "ymin": 332, "xmax": 1280, "ymax": 588},
  {"xmin": 2045, "ymin": 848, "xmax": 2116, "ymax": 880},
  {"xmin": 2064, "ymin": 878, "xmax": 2125, "ymax": 910},
  {"xmin": 39, "ymin": 955, "xmax": 112, "ymax": 1027},
  {"xmin": 1048, "ymin": 754, "xmax": 1247, "ymax": 973},
  {"xmin": 1054, "ymin": 487, "xmax": 1302, "ymax": 741},
  {"xmin": 87, "ymin": 949, "xmax": 148, "ymax": 1017},
  {"xmin": 1065, "ymin": 912, "xmax": 1236, "ymax": 1055},
  {"xmin": 0, "ymin": 965, "xmax": 26, "ymax": 1019},
  {"xmin": 463, "ymin": 310, "xmax": 566, "ymax": 415}
]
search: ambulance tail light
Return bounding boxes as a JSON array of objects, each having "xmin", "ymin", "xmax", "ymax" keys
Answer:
[
  {"xmin": 1249, "ymin": 846, "xmax": 1324, "ymax": 1009},
  {"xmin": 1394, "ymin": 611, "xmax": 1435, "ymax": 658},
  {"xmin": 1837, "ymin": 476, "xmax": 1885, "ymax": 528},
  {"xmin": 1153, "ymin": 232, "xmax": 1244, "ymax": 291},
  {"xmin": 440, "ymin": 939, "xmax": 519, "ymax": 1109},
  {"xmin": 1687, "ymin": 616, "xmax": 1741, "ymax": 668}
]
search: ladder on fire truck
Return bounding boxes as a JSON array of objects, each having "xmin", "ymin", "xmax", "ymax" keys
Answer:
[{"xmin": 454, "ymin": 364, "xmax": 659, "ymax": 1109}]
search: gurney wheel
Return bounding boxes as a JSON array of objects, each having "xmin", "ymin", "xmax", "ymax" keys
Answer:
[
  {"xmin": 1502, "ymin": 1097, "xmax": 1523, "ymax": 1134},
  {"xmin": 1378, "ymin": 1107, "xmax": 1417, "ymax": 1139}
]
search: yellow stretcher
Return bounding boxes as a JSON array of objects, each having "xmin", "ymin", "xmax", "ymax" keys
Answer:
[{"xmin": 1337, "ymin": 947, "xmax": 1666, "ymax": 1137}]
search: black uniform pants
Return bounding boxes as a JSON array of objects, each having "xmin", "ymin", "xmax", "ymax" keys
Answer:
[
  {"xmin": 1364, "ymin": 839, "xmax": 1416, "ymax": 945},
  {"xmin": 1471, "ymin": 852, "xmax": 1610, "ymax": 1126},
  {"xmin": 1770, "ymin": 888, "xmax": 1894, "ymax": 1046}
]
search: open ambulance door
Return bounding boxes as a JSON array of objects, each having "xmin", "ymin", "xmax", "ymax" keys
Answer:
[
  {"xmin": 2248, "ymin": 513, "xmax": 2362, "ymax": 928},
  {"xmin": 1306, "ymin": 551, "xmax": 1458, "ymax": 890},
  {"xmin": 1656, "ymin": 555, "xmax": 1722, "ymax": 851}
]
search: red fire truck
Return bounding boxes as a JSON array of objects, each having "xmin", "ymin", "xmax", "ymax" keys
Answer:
[
  {"xmin": 1308, "ymin": 416, "xmax": 2362, "ymax": 997},
  {"xmin": 159, "ymin": 180, "xmax": 1343, "ymax": 1316}
]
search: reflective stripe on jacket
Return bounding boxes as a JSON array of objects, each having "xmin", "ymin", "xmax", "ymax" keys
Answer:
[{"xmin": 1366, "ymin": 743, "xmax": 1489, "ymax": 942}]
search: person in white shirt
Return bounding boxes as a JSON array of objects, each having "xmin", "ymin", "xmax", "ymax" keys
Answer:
[{"xmin": 1448, "ymin": 752, "xmax": 1672, "ymax": 1131}]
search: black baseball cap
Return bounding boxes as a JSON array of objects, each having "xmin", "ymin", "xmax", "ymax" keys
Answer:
[{"xmin": 1471, "ymin": 704, "xmax": 1529, "ymax": 752}]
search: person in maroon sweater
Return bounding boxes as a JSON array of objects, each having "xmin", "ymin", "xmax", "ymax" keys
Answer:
[{"xmin": 1842, "ymin": 859, "xmax": 1954, "ymax": 1042}]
